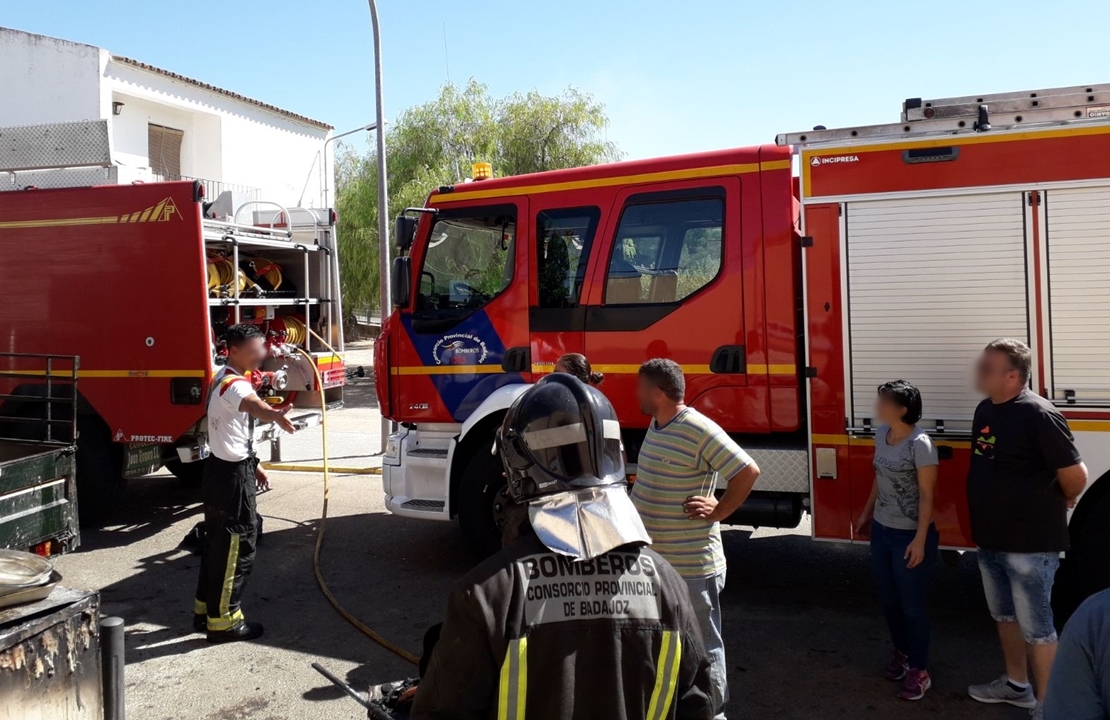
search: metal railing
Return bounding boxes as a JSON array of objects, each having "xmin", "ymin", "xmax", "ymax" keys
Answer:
[
  {"xmin": 153, "ymin": 173, "xmax": 261, "ymax": 202},
  {"xmin": 0, "ymin": 353, "xmax": 79, "ymax": 445}
]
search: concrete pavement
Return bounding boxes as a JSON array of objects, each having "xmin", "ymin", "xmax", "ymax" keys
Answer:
[{"xmin": 52, "ymin": 357, "xmax": 1032, "ymax": 719}]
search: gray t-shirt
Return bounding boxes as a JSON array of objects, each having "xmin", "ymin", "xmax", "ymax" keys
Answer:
[{"xmin": 873, "ymin": 425, "xmax": 939, "ymax": 530}]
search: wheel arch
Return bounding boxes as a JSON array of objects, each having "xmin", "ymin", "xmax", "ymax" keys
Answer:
[{"xmin": 449, "ymin": 383, "xmax": 532, "ymax": 517}]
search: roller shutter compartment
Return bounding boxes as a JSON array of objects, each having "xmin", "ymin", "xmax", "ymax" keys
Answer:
[
  {"xmin": 845, "ymin": 193, "xmax": 1028, "ymax": 432},
  {"xmin": 1046, "ymin": 187, "xmax": 1110, "ymax": 402}
]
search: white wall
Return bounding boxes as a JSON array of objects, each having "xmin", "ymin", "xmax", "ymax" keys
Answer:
[
  {"xmin": 0, "ymin": 28, "xmax": 104, "ymax": 126},
  {"xmin": 105, "ymin": 60, "xmax": 330, "ymax": 208},
  {"xmin": 108, "ymin": 92, "xmax": 223, "ymax": 181},
  {"xmin": 0, "ymin": 27, "xmax": 333, "ymax": 208}
]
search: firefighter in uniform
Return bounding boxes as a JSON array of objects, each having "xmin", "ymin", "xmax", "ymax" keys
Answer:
[
  {"xmin": 412, "ymin": 373, "xmax": 714, "ymax": 720},
  {"xmin": 193, "ymin": 324, "xmax": 295, "ymax": 643}
]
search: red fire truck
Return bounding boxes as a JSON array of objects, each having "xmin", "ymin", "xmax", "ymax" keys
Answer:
[
  {"xmin": 377, "ymin": 84, "xmax": 1110, "ymax": 595},
  {"xmin": 0, "ymin": 121, "xmax": 346, "ymax": 520}
]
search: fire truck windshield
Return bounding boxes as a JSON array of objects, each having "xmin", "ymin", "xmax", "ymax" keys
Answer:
[{"xmin": 415, "ymin": 207, "xmax": 516, "ymax": 316}]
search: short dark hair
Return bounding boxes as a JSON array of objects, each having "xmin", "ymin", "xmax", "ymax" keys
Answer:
[
  {"xmin": 224, "ymin": 323, "xmax": 265, "ymax": 348},
  {"xmin": 877, "ymin": 380, "xmax": 923, "ymax": 425},
  {"xmin": 985, "ymin": 338, "xmax": 1032, "ymax": 383},
  {"xmin": 639, "ymin": 359, "xmax": 685, "ymax": 403}
]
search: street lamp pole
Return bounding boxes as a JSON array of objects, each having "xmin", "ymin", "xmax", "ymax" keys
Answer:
[
  {"xmin": 322, "ymin": 122, "xmax": 377, "ymax": 209},
  {"xmin": 368, "ymin": 0, "xmax": 392, "ymax": 452}
]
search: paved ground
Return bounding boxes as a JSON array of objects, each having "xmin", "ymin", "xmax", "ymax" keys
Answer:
[{"xmin": 53, "ymin": 344, "xmax": 1032, "ymax": 719}]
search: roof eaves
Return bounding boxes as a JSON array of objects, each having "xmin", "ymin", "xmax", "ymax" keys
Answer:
[{"xmin": 110, "ymin": 55, "xmax": 333, "ymax": 131}]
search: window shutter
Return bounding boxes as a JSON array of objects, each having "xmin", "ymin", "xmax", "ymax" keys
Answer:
[{"xmin": 147, "ymin": 123, "xmax": 184, "ymax": 178}]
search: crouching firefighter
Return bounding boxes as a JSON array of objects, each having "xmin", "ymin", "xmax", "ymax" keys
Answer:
[
  {"xmin": 412, "ymin": 373, "xmax": 715, "ymax": 720},
  {"xmin": 193, "ymin": 324, "xmax": 296, "ymax": 643}
]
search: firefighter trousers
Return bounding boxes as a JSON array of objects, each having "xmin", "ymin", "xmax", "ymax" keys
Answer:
[{"xmin": 194, "ymin": 456, "xmax": 258, "ymax": 631}]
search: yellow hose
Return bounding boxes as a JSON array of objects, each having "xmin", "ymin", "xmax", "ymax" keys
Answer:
[
  {"xmin": 294, "ymin": 331, "xmax": 419, "ymax": 665},
  {"xmin": 280, "ymin": 316, "xmax": 307, "ymax": 346}
]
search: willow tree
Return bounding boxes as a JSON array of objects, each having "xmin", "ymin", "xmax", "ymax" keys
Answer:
[{"xmin": 335, "ymin": 80, "xmax": 621, "ymax": 316}]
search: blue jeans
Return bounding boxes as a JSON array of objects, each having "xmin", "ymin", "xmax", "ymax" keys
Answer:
[
  {"xmin": 685, "ymin": 571, "xmax": 728, "ymax": 719},
  {"xmin": 870, "ymin": 521, "xmax": 939, "ymax": 669},
  {"xmin": 978, "ymin": 548, "xmax": 1059, "ymax": 644}
]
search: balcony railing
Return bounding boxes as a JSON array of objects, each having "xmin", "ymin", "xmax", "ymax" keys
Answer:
[{"xmin": 153, "ymin": 174, "xmax": 261, "ymax": 202}]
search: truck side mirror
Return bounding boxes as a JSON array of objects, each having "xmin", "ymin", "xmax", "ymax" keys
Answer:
[
  {"xmin": 391, "ymin": 256, "xmax": 411, "ymax": 308},
  {"xmin": 395, "ymin": 215, "xmax": 417, "ymax": 251}
]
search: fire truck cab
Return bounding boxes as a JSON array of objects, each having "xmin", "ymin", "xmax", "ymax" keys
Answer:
[
  {"xmin": 379, "ymin": 144, "xmax": 805, "ymax": 553},
  {"xmin": 379, "ymin": 83, "xmax": 1110, "ymax": 605}
]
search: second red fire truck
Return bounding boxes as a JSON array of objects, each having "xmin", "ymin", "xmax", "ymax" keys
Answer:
[
  {"xmin": 378, "ymin": 83, "xmax": 1110, "ymax": 597},
  {"xmin": 0, "ymin": 121, "xmax": 346, "ymax": 521}
]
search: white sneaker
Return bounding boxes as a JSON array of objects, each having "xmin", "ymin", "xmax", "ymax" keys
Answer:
[{"xmin": 968, "ymin": 675, "xmax": 1037, "ymax": 709}]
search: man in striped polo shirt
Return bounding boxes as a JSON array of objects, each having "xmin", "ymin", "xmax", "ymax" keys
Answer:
[{"xmin": 631, "ymin": 359, "xmax": 761, "ymax": 720}]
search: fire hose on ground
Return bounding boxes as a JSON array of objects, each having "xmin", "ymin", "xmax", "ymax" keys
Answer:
[{"xmin": 294, "ymin": 328, "xmax": 420, "ymax": 667}]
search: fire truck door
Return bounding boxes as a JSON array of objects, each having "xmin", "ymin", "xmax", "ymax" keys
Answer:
[
  {"xmin": 397, "ymin": 199, "xmax": 531, "ymax": 423},
  {"xmin": 529, "ymin": 204, "xmax": 603, "ymax": 375},
  {"xmin": 582, "ymin": 179, "xmax": 762, "ymax": 430}
]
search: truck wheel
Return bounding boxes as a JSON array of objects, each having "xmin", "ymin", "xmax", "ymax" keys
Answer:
[
  {"xmin": 1053, "ymin": 474, "xmax": 1110, "ymax": 628},
  {"xmin": 457, "ymin": 440, "xmax": 506, "ymax": 560},
  {"xmin": 165, "ymin": 458, "xmax": 206, "ymax": 487},
  {"xmin": 74, "ymin": 415, "xmax": 127, "ymax": 525}
]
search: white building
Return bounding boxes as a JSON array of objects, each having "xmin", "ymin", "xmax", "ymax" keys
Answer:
[{"xmin": 0, "ymin": 26, "xmax": 334, "ymax": 208}]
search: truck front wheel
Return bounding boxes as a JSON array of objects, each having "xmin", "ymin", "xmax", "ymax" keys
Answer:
[{"xmin": 456, "ymin": 440, "xmax": 506, "ymax": 560}]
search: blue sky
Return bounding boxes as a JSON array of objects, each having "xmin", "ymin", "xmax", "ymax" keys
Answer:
[{"xmin": 6, "ymin": 1, "xmax": 1110, "ymax": 161}]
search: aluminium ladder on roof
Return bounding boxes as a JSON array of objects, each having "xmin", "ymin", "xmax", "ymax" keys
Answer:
[{"xmin": 777, "ymin": 82, "xmax": 1110, "ymax": 147}]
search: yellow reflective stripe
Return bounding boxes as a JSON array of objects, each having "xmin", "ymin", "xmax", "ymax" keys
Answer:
[
  {"xmin": 497, "ymin": 637, "xmax": 527, "ymax": 720},
  {"xmin": 206, "ymin": 609, "xmax": 244, "ymax": 632},
  {"xmin": 431, "ymin": 163, "xmax": 762, "ymax": 204},
  {"xmin": 646, "ymin": 630, "xmax": 682, "ymax": 720},
  {"xmin": 194, "ymin": 599, "xmax": 207, "ymax": 615},
  {"xmin": 517, "ymin": 638, "xmax": 528, "ymax": 720},
  {"xmin": 218, "ymin": 533, "xmax": 241, "ymax": 624},
  {"xmin": 391, "ymin": 365, "xmax": 505, "ymax": 376}
]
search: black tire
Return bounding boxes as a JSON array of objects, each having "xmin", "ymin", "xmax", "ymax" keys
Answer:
[
  {"xmin": 165, "ymin": 457, "xmax": 206, "ymax": 487},
  {"xmin": 456, "ymin": 439, "xmax": 507, "ymax": 560},
  {"xmin": 74, "ymin": 415, "xmax": 127, "ymax": 525}
]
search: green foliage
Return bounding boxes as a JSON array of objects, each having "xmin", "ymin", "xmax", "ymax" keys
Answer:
[{"xmin": 335, "ymin": 80, "xmax": 621, "ymax": 313}]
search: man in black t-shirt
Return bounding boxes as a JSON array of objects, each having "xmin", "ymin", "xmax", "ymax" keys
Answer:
[{"xmin": 965, "ymin": 338, "xmax": 1088, "ymax": 718}]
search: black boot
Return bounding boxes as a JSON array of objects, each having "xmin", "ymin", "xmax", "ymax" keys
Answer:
[
  {"xmin": 193, "ymin": 614, "xmax": 207, "ymax": 633},
  {"xmin": 207, "ymin": 621, "xmax": 264, "ymax": 644}
]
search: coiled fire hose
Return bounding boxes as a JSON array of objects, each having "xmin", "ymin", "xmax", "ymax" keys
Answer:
[{"xmin": 294, "ymin": 329, "xmax": 419, "ymax": 666}]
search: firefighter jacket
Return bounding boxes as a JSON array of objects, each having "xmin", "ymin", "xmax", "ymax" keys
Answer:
[{"xmin": 411, "ymin": 532, "xmax": 715, "ymax": 720}]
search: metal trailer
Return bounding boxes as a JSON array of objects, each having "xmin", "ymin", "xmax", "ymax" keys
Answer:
[
  {"xmin": 0, "ymin": 353, "xmax": 80, "ymax": 555},
  {"xmin": 0, "ymin": 588, "xmax": 103, "ymax": 718}
]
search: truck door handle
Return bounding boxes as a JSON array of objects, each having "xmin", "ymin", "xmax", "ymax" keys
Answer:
[
  {"xmin": 501, "ymin": 347, "xmax": 531, "ymax": 373},
  {"xmin": 710, "ymin": 345, "xmax": 746, "ymax": 374}
]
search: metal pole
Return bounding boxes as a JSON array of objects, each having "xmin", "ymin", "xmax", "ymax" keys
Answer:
[
  {"xmin": 369, "ymin": 0, "xmax": 392, "ymax": 453},
  {"xmin": 100, "ymin": 616, "xmax": 125, "ymax": 720}
]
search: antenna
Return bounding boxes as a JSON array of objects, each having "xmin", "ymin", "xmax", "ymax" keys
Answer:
[{"xmin": 442, "ymin": 22, "xmax": 451, "ymax": 84}]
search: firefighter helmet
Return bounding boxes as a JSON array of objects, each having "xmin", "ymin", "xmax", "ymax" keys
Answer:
[{"xmin": 498, "ymin": 373, "xmax": 625, "ymax": 503}]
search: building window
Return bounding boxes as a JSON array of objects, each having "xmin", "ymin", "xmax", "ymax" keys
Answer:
[
  {"xmin": 536, "ymin": 207, "xmax": 600, "ymax": 309},
  {"xmin": 148, "ymin": 123, "xmax": 184, "ymax": 178},
  {"xmin": 604, "ymin": 195, "xmax": 724, "ymax": 305}
]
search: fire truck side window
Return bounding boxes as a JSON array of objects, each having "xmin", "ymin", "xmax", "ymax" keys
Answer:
[
  {"xmin": 536, "ymin": 207, "xmax": 601, "ymax": 308},
  {"xmin": 604, "ymin": 196, "xmax": 724, "ymax": 305},
  {"xmin": 415, "ymin": 207, "xmax": 516, "ymax": 316}
]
